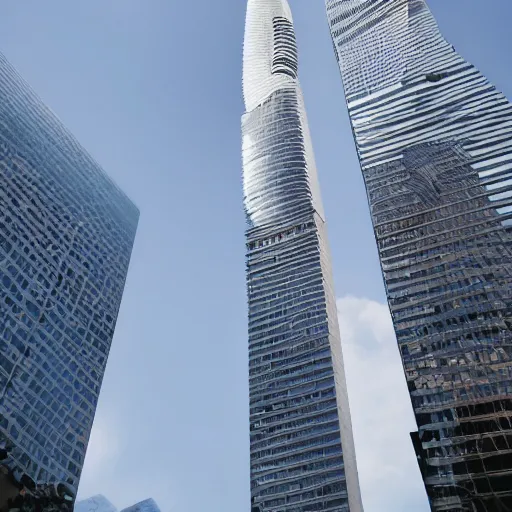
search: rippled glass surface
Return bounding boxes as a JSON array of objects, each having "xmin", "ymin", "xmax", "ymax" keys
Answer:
[
  {"xmin": 0, "ymin": 52, "xmax": 138, "ymax": 498},
  {"xmin": 243, "ymin": 2, "xmax": 363, "ymax": 511},
  {"xmin": 327, "ymin": 1, "xmax": 512, "ymax": 510}
]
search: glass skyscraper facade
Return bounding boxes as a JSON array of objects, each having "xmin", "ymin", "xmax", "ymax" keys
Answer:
[
  {"xmin": 120, "ymin": 499, "xmax": 161, "ymax": 512},
  {"xmin": 242, "ymin": 1, "xmax": 363, "ymax": 511},
  {"xmin": 326, "ymin": 0, "xmax": 512, "ymax": 510},
  {"xmin": 0, "ymin": 51, "xmax": 138, "ymax": 499},
  {"xmin": 75, "ymin": 496, "xmax": 160, "ymax": 512},
  {"xmin": 75, "ymin": 495, "xmax": 118, "ymax": 512}
]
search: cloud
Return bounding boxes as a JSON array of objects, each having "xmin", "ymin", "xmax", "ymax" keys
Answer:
[
  {"xmin": 337, "ymin": 297, "xmax": 430, "ymax": 512},
  {"xmin": 76, "ymin": 417, "xmax": 122, "ymax": 504},
  {"xmin": 76, "ymin": 414, "xmax": 176, "ymax": 511},
  {"xmin": 84, "ymin": 421, "xmax": 121, "ymax": 471}
]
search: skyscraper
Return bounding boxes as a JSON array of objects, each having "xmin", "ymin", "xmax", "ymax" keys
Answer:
[
  {"xmin": 242, "ymin": 1, "xmax": 363, "ymax": 511},
  {"xmin": 120, "ymin": 499, "xmax": 161, "ymax": 512},
  {"xmin": 75, "ymin": 495, "xmax": 118, "ymax": 512},
  {"xmin": 326, "ymin": 1, "xmax": 512, "ymax": 510},
  {"xmin": 0, "ymin": 51, "xmax": 138, "ymax": 500},
  {"xmin": 75, "ymin": 496, "xmax": 161, "ymax": 512}
]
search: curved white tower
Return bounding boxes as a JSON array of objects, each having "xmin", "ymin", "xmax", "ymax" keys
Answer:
[
  {"xmin": 243, "ymin": 0, "xmax": 293, "ymax": 111},
  {"xmin": 242, "ymin": 1, "xmax": 363, "ymax": 511}
]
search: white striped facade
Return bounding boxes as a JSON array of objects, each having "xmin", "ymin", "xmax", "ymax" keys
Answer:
[
  {"xmin": 326, "ymin": 1, "xmax": 512, "ymax": 511},
  {"xmin": 243, "ymin": 1, "xmax": 363, "ymax": 511}
]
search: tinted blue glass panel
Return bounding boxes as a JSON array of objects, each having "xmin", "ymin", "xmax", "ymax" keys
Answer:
[{"xmin": 0, "ymin": 52, "xmax": 138, "ymax": 498}]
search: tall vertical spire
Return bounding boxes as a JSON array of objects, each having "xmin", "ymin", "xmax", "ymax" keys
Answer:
[
  {"xmin": 242, "ymin": 1, "xmax": 364, "ymax": 511},
  {"xmin": 243, "ymin": 0, "xmax": 295, "ymax": 111}
]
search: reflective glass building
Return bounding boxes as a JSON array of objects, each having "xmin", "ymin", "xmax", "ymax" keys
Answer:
[
  {"xmin": 326, "ymin": 0, "xmax": 512, "ymax": 510},
  {"xmin": 120, "ymin": 499, "xmax": 161, "ymax": 512},
  {"xmin": 75, "ymin": 495, "xmax": 118, "ymax": 512},
  {"xmin": 242, "ymin": 1, "xmax": 363, "ymax": 511},
  {"xmin": 75, "ymin": 496, "xmax": 160, "ymax": 512},
  {"xmin": 0, "ymin": 51, "xmax": 138, "ymax": 499}
]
